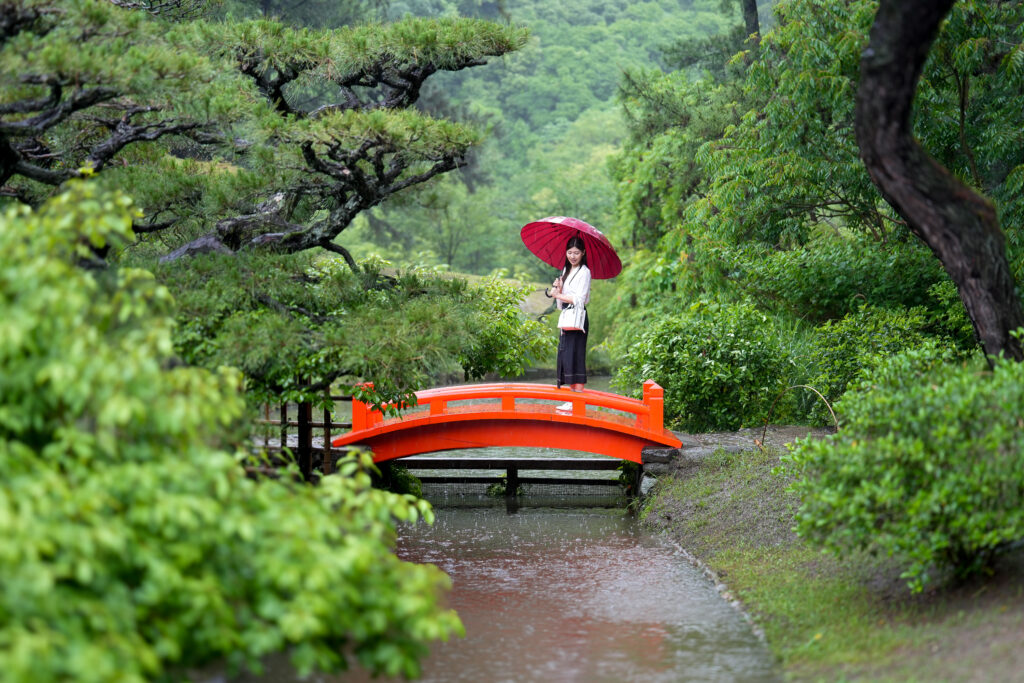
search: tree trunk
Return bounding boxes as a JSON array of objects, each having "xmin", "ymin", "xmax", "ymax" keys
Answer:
[
  {"xmin": 854, "ymin": 0, "xmax": 1024, "ymax": 362},
  {"xmin": 741, "ymin": 0, "xmax": 759, "ymax": 42}
]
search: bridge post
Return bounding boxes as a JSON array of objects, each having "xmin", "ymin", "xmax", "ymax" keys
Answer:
[
  {"xmin": 322, "ymin": 395, "xmax": 333, "ymax": 476},
  {"xmin": 297, "ymin": 399, "xmax": 313, "ymax": 481},
  {"xmin": 352, "ymin": 383, "xmax": 372, "ymax": 431},
  {"xmin": 643, "ymin": 380, "xmax": 665, "ymax": 432},
  {"xmin": 279, "ymin": 402, "xmax": 288, "ymax": 449},
  {"xmin": 505, "ymin": 468, "xmax": 520, "ymax": 500}
]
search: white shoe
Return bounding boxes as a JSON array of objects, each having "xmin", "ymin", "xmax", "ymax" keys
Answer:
[{"xmin": 556, "ymin": 401, "xmax": 573, "ymax": 412}]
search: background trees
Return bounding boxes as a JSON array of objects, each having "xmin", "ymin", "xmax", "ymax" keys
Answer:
[
  {"xmin": 1, "ymin": 0, "xmax": 550, "ymax": 403},
  {"xmin": 348, "ymin": 0, "xmax": 739, "ymax": 280},
  {"xmin": 855, "ymin": 0, "xmax": 1024, "ymax": 361},
  {"xmin": 606, "ymin": 0, "xmax": 1024, "ymax": 429}
]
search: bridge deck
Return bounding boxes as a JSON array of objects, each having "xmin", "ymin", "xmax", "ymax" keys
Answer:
[{"xmin": 334, "ymin": 381, "xmax": 681, "ymax": 463}]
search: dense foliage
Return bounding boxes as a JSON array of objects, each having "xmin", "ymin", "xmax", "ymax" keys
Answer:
[
  {"xmin": 806, "ymin": 305, "xmax": 931, "ymax": 423},
  {"xmin": 608, "ymin": 0, "xmax": 1022, "ymax": 429},
  {"xmin": 614, "ymin": 301, "xmax": 794, "ymax": 432},
  {"xmin": 784, "ymin": 345, "xmax": 1024, "ymax": 592},
  {"xmin": 0, "ymin": 183, "xmax": 462, "ymax": 681},
  {"xmin": 164, "ymin": 252, "xmax": 552, "ymax": 407}
]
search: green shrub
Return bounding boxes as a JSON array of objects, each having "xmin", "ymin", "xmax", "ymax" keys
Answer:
[
  {"xmin": 747, "ymin": 236, "xmax": 946, "ymax": 322},
  {"xmin": 782, "ymin": 343, "xmax": 1024, "ymax": 592},
  {"xmin": 806, "ymin": 305, "xmax": 931, "ymax": 424},
  {"xmin": 924, "ymin": 279, "xmax": 978, "ymax": 352},
  {"xmin": 378, "ymin": 463, "xmax": 423, "ymax": 497},
  {"xmin": 614, "ymin": 301, "xmax": 794, "ymax": 431},
  {"xmin": 0, "ymin": 183, "xmax": 461, "ymax": 681}
]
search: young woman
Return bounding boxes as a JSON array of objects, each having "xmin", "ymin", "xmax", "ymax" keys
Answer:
[{"xmin": 550, "ymin": 235, "xmax": 591, "ymax": 409}]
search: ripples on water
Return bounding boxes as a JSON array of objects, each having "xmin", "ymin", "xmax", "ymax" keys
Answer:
[
  {"xmin": 388, "ymin": 505, "xmax": 779, "ymax": 683},
  {"xmin": 233, "ymin": 501, "xmax": 778, "ymax": 683}
]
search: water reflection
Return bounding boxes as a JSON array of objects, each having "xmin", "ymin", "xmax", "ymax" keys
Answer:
[
  {"xmin": 388, "ymin": 506, "xmax": 779, "ymax": 683},
  {"xmin": 234, "ymin": 504, "xmax": 778, "ymax": 683}
]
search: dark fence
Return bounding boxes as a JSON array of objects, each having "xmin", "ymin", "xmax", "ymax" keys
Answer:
[{"xmin": 256, "ymin": 392, "xmax": 354, "ymax": 479}]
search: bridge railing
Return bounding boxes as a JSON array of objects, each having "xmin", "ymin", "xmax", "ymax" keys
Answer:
[
  {"xmin": 351, "ymin": 380, "xmax": 668, "ymax": 435},
  {"xmin": 255, "ymin": 380, "xmax": 669, "ymax": 480}
]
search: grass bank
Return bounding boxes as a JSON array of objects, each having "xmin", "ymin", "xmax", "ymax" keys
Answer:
[{"xmin": 640, "ymin": 440, "xmax": 1024, "ymax": 682}]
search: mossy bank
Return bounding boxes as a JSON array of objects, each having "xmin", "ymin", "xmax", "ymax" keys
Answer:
[{"xmin": 640, "ymin": 428, "xmax": 1024, "ymax": 682}]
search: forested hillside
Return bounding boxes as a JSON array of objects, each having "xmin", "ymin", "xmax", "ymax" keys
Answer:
[{"xmin": 339, "ymin": 0, "xmax": 742, "ymax": 278}]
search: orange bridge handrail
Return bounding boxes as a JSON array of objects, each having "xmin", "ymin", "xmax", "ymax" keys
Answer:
[{"xmin": 333, "ymin": 380, "xmax": 681, "ymax": 463}]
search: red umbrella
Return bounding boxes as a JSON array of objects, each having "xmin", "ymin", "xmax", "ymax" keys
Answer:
[{"xmin": 520, "ymin": 216, "xmax": 622, "ymax": 279}]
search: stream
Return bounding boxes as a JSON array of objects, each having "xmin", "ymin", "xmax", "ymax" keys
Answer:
[{"xmin": 234, "ymin": 377, "xmax": 780, "ymax": 682}]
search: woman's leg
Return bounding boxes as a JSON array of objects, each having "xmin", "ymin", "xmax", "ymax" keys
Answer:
[
  {"xmin": 569, "ymin": 315, "xmax": 588, "ymax": 392},
  {"xmin": 556, "ymin": 330, "xmax": 565, "ymax": 388}
]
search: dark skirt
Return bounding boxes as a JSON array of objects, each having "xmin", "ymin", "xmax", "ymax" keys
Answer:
[{"xmin": 556, "ymin": 314, "xmax": 589, "ymax": 387}]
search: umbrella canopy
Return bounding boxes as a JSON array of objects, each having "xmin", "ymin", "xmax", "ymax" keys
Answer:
[{"xmin": 520, "ymin": 216, "xmax": 622, "ymax": 279}]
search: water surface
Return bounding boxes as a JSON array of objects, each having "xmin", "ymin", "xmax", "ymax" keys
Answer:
[{"xmin": 232, "ymin": 375, "xmax": 779, "ymax": 682}]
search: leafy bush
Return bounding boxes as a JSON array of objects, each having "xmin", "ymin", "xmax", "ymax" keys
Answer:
[
  {"xmin": 783, "ymin": 343, "xmax": 1024, "ymax": 592},
  {"xmin": 806, "ymin": 305, "xmax": 932, "ymax": 424},
  {"xmin": 614, "ymin": 301, "xmax": 794, "ymax": 431},
  {"xmin": 378, "ymin": 463, "xmax": 424, "ymax": 498},
  {"xmin": 0, "ymin": 183, "xmax": 461, "ymax": 681},
  {"xmin": 458, "ymin": 277, "xmax": 555, "ymax": 380},
  {"xmin": 746, "ymin": 236, "xmax": 946, "ymax": 322},
  {"xmin": 924, "ymin": 279, "xmax": 978, "ymax": 352}
]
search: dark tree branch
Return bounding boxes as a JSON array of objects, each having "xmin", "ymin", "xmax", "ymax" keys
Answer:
[
  {"xmin": 13, "ymin": 158, "xmax": 70, "ymax": 184},
  {"xmin": 0, "ymin": 82, "xmax": 118, "ymax": 134},
  {"xmin": 0, "ymin": 80, "xmax": 61, "ymax": 115},
  {"xmin": 0, "ymin": 1, "xmax": 54, "ymax": 45},
  {"xmin": 319, "ymin": 240, "xmax": 360, "ymax": 273},
  {"xmin": 159, "ymin": 234, "xmax": 234, "ymax": 262},
  {"xmin": 132, "ymin": 218, "xmax": 178, "ymax": 234},
  {"xmin": 954, "ymin": 70, "xmax": 982, "ymax": 187},
  {"xmin": 106, "ymin": 0, "xmax": 210, "ymax": 19},
  {"xmin": 855, "ymin": 0, "xmax": 1024, "ymax": 362},
  {"xmin": 85, "ymin": 112, "xmax": 201, "ymax": 172},
  {"xmin": 237, "ymin": 53, "xmax": 310, "ymax": 116},
  {"xmin": 253, "ymin": 291, "xmax": 333, "ymax": 323},
  {"xmin": 169, "ymin": 138, "xmax": 467, "ymax": 262}
]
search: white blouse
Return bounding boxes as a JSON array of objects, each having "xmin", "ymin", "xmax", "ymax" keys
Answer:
[{"xmin": 556, "ymin": 265, "xmax": 591, "ymax": 310}]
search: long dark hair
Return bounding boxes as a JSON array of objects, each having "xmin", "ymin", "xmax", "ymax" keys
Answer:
[{"xmin": 560, "ymin": 235, "xmax": 588, "ymax": 280}]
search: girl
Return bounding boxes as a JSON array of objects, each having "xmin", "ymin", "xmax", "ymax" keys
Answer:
[{"xmin": 550, "ymin": 235, "xmax": 591, "ymax": 409}]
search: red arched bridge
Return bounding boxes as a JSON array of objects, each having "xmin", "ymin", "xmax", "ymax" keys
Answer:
[{"xmin": 331, "ymin": 380, "xmax": 682, "ymax": 464}]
